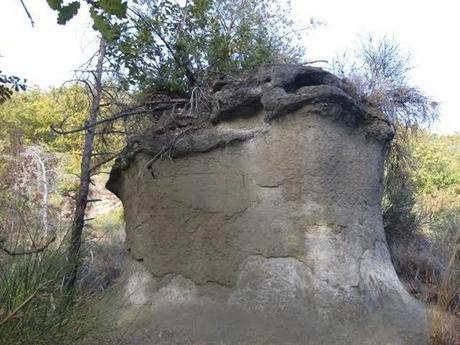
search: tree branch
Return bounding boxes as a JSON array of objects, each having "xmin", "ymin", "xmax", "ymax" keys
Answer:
[
  {"xmin": 19, "ymin": 0, "xmax": 34, "ymax": 27},
  {"xmin": 90, "ymin": 151, "xmax": 122, "ymax": 174},
  {"xmin": 301, "ymin": 59, "xmax": 328, "ymax": 65},
  {"xmin": 0, "ymin": 236, "xmax": 56, "ymax": 256},
  {"xmin": 51, "ymin": 99, "xmax": 187, "ymax": 135},
  {"xmin": 132, "ymin": 8, "xmax": 196, "ymax": 87}
]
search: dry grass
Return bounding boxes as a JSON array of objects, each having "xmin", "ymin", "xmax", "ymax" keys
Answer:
[
  {"xmin": 430, "ymin": 245, "xmax": 460, "ymax": 345},
  {"xmin": 431, "ymin": 306, "xmax": 460, "ymax": 345},
  {"xmin": 390, "ymin": 230, "xmax": 460, "ymax": 345}
]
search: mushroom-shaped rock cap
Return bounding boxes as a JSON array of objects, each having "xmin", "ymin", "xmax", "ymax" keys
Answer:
[
  {"xmin": 107, "ymin": 64, "xmax": 394, "ymax": 196},
  {"xmin": 211, "ymin": 64, "xmax": 391, "ymax": 130}
]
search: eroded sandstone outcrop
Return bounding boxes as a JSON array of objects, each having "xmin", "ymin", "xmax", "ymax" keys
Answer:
[{"xmin": 105, "ymin": 64, "xmax": 427, "ymax": 344}]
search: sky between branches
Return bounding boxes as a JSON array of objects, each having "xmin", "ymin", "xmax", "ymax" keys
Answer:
[{"xmin": 0, "ymin": 0, "xmax": 458, "ymax": 134}]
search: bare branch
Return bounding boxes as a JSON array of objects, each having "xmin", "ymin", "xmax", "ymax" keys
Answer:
[
  {"xmin": 51, "ymin": 99, "xmax": 187, "ymax": 135},
  {"xmin": 90, "ymin": 151, "xmax": 122, "ymax": 174},
  {"xmin": 0, "ymin": 236, "xmax": 56, "ymax": 256},
  {"xmin": 301, "ymin": 60, "xmax": 328, "ymax": 65},
  {"xmin": 90, "ymin": 152, "xmax": 117, "ymax": 157},
  {"xmin": 19, "ymin": 0, "xmax": 34, "ymax": 27},
  {"xmin": 52, "ymin": 108, "xmax": 148, "ymax": 135}
]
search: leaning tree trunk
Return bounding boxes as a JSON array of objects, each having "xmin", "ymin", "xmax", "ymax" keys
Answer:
[{"xmin": 64, "ymin": 39, "xmax": 106, "ymax": 292}]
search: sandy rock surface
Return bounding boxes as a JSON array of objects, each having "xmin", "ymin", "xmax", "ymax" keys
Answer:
[{"xmin": 104, "ymin": 64, "xmax": 427, "ymax": 345}]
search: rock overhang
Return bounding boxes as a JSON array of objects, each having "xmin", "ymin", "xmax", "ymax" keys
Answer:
[{"xmin": 106, "ymin": 64, "xmax": 394, "ymax": 196}]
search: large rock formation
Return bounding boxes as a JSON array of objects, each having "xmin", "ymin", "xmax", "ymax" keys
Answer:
[{"xmin": 105, "ymin": 65, "xmax": 427, "ymax": 344}]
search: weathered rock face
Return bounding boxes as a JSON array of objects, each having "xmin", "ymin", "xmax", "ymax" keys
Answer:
[{"xmin": 105, "ymin": 65, "xmax": 427, "ymax": 344}]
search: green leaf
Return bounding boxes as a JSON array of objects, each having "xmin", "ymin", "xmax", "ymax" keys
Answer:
[
  {"xmin": 46, "ymin": 0, "xmax": 63, "ymax": 11},
  {"xmin": 97, "ymin": 0, "xmax": 128, "ymax": 18},
  {"xmin": 90, "ymin": 8, "xmax": 118, "ymax": 41},
  {"xmin": 57, "ymin": 1, "xmax": 80, "ymax": 25}
]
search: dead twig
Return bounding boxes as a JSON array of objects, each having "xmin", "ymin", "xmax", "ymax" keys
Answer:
[
  {"xmin": 90, "ymin": 151, "xmax": 123, "ymax": 174},
  {"xmin": 0, "ymin": 236, "xmax": 55, "ymax": 256},
  {"xmin": 137, "ymin": 147, "xmax": 168, "ymax": 179},
  {"xmin": 301, "ymin": 59, "xmax": 328, "ymax": 65},
  {"xmin": 19, "ymin": 0, "xmax": 34, "ymax": 27},
  {"xmin": 51, "ymin": 100, "xmax": 187, "ymax": 135}
]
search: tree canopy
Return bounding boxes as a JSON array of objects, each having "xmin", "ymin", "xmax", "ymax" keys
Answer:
[
  {"xmin": 46, "ymin": 0, "xmax": 308, "ymax": 93},
  {"xmin": 107, "ymin": 0, "xmax": 308, "ymax": 92},
  {"xmin": 47, "ymin": 0, "xmax": 128, "ymax": 41}
]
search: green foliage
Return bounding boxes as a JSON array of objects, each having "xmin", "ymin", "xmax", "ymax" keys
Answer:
[
  {"xmin": 0, "ymin": 134, "xmax": 86, "ymax": 343},
  {"xmin": 57, "ymin": 1, "xmax": 81, "ymax": 24},
  {"xmin": 412, "ymin": 133, "xmax": 460, "ymax": 196},
  {"xmin": 0, "ymin": 250, "xmax": 103, "ymax": 344},
  {"xmin": 413, "ymin": 133, "xmax": 460, "ymax": 246},
  {"xmin": 383, "ymin": 130, "xmax": 420, "ymax": 242},
  {"xmin": 98, "ymin": 0, "xmax": 128, "ymax": 18},
  {"xmin": 46, "ymin": 0, "xmax": 63, "ymax": 11},
  {"xmin": 90, "ymin": 7, "xmax": 120, "ymax": 42},
  {"xmin": 0, "ymin": 120, "xmax": 124, "ymax": 344},
  {"xmin": 383, "ymin": 128, "xmax": 460, "ymax": 249},
  {"xmin": 0, "ymin": 86, "xmax": 125, "ymax": 177},
  {"xmin": 0, "ymin": 71, "xmax": 26, "ymax": 104},
  {"xmin": 47, "ymin": 0, "xmax": 128, "ymax": 41},
  {"xmin": 436, "ymin": 134, "xmax": 460, "ymax": 171},
  {"xmin": 0, "ymin": 87, "xmax": 87, "ymax": 171},
  {"xmin": 108, "ymin": 0, "xmax": 306, "ymax": 92}
]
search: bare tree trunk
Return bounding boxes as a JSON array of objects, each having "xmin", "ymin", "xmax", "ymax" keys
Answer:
[
  {"xmin": 64, "ymin": 39, "xmax": 106, "ymax": 292},
  {"xmin": 30, "ymin": 148, "xmax": 49, "ymax": 234}
]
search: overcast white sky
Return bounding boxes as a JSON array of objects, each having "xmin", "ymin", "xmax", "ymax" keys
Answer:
[{"xmin": 0, "ymin": 0, "xmax": 458, "ymax": 134}]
